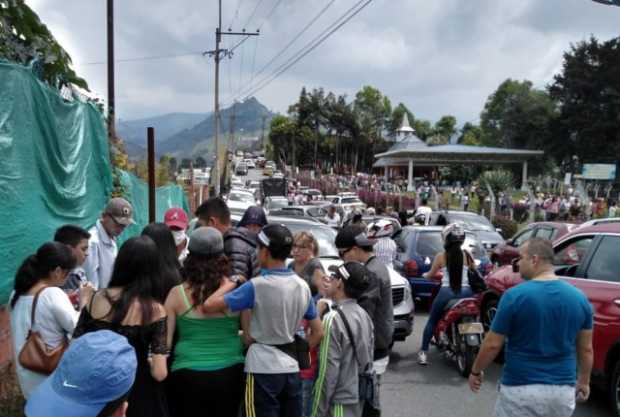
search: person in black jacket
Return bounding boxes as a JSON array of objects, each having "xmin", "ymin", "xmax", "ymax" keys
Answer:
[{"xmin": 195, "ymin": 198, "xmax": 260, "ymax": 281}]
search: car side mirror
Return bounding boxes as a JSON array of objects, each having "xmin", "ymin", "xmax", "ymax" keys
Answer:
[{"xmin": 496, "ymin": 228, "xmax": 503, "ymax": 234}]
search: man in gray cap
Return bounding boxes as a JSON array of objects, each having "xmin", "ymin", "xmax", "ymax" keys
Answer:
[{"xmin": 83, "ymin": 197, "xmax": 135, "ymax": 289}]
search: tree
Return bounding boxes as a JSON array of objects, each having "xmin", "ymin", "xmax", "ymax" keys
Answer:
[
  {"xmin": 388, "ymin": 103, "xmax": 415, "ymax": 136},
  {"xmin": 548, "ymin": 36, "xmax": 620, "ymax": 165},
  {"xmin": 458, "ymin": 122, "xmax": 483, "ymax": 146},
  {"xmin": 354, "ymin": 86, "xmax": 391, "ymax": 170},
  {"xmin": 434, "ymin": 115, "xmax": 457, "ymax": 140},
  {"xmin": 0, "ymin": 0, "xmax": 88, "ymax": 89},
  {"xmin": 194, "ymin": 156, "xmax": 207, "ymax": 168},
  {"xmin": 412, "ymin": 119, "xmax": 433, "ymax": 141},
  {"xmin": 480, "ymin": 79, "xmax": 556, "ymax": 150},
  {"xmin": 180, "ymin": 158, "xmax": 192, "ymax": 169}
]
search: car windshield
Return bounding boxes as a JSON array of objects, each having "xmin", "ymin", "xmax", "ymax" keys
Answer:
[
  {"xmin": 282, "ymin": 223, "xmax": 339, "ymax": 258},
  {"xmin": 415, "ymin": 231, "xmax": 486, "ymax": 259},
  {"xmin": 229, "ymin": 192, "xmax": 254, "ymax": 203},
  {"xmin": 342, "ymin": 197, "xmax": 362, "ymax": 204},
  {"xmin": 449, "ymin": 213, "xmax": 494, "ymax": 232}
]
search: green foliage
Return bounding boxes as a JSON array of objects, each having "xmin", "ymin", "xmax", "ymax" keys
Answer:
[
  {"xmin": 477, "ymin": 169, "xmax": 514, "ymax": 196},
  {"xmin": 492, "ymin": 215, "xmax": 518, "ymax": 239},
  {"xmin": 0, "ymin": 0, "xmax": 88, "ymax": 89},
  {"xmin": 388, "ymin": 103, "xmax": 415, "ymax": 135},
  {"xmin": 433, "ymin": 115, "xmax": 457, "ymax": 141},
  {"xmin": 548, "ymin": 36, "xmax": 620, "ymax": 166},
  {"xmin": 480, "ymin": 79, "xmax": 556, "ymax": 150}
]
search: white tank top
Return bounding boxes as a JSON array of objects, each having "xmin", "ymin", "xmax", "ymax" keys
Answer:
[{"xmin": 440, "ymin": 265, "xmax": 470, "ymax": 288}]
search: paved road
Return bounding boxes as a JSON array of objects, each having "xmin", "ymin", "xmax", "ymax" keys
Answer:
[{"xmin": 383, "ymin": 310, "xmax": 611, "ymax": 417}]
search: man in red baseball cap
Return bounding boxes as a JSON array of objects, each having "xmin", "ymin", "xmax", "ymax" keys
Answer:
[{"xmin": 164, "ymin": 207, "xmax": 189, "ymax": 263}]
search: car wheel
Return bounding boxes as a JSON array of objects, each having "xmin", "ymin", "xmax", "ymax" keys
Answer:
[
  {"xmin": 481, "ymin": 297, "xmax": 504, "ymax": 364},
  {"xmin": 610, "ymin": 361, "xmax": 620, "ymax": 417}
]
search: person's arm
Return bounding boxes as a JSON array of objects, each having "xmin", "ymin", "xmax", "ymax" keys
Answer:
[
  {"xmin": 204, "ymin": 280, "xmax": 254, "ymax": 314},
  {"xmin": 240, "ymin": 310, "xmax": 254, "ymax": 347},
  {"xmin": 423, "ymin": 253, "xmax": 444, "ymax": 280},
  {"xmin": 307, "ymin": 317, "xmax": 324, "ymax": 348},
  {"xmin": 312, "ymin": 312, "xmax": 341, "ymax": 417},
  {"xmin": 82, "ymin": 242, "xmax": 100, "ymax": 290},
  {"xmin": 149, "ymin": 304, "xmax": 169, "ymax": 382},
  {"xmin": 47, "ymin": 288, "xmax": 80, "ymax": 335},
  {"xmin": 468, "ymin": 331, "xmax": 505, "ymax": 392},
  {"xmin": 163, "ymin": 288, "xmax": 178, "ymax": 351},
  {"xmin": 576, "ymin": 329, "xmax": 593, "ymax": 401}
]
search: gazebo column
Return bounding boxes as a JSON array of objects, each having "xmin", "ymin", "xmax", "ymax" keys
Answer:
[
  {"xmin": 521, "ymin": 161, "xmax": 528, "ymax": 190},
  {"xmin": 407, "ymin": 159, "xmax": 414, "ymax": 192},
  {"xmin": 384, "ymin": 166, "xmax": 388, "ymax": 183}
]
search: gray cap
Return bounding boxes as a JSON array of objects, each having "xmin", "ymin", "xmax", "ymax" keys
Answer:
[
  {"xmin": 188, "ymin": 226, "xmax": 224, "ymax": 256},
  {"xmin": 104, "ymin": 197, "xmax": 135, "ymax": 226}
]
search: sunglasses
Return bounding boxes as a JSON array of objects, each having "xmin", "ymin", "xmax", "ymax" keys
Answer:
[{"xmin": 108, "ymin": 215, "xmax": 127, "ymax": 229}]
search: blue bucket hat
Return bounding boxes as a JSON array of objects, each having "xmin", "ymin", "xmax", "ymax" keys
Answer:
[{"xmin": 25, "ymin": 330, "xmax": 137, "ymax": 417}]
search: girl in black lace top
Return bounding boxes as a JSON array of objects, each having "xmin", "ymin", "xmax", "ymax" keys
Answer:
[{"xmin": 73, "ymin": 236, "xmax": 170, "ymax": 417}]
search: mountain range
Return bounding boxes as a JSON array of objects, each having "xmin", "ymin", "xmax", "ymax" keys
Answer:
[{"xmin": 117, "ymin": 97, "xmax": 275, "ymax": 159}]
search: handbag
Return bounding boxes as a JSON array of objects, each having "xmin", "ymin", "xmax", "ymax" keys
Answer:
[
  {"xmin": 274, "ymin": 334, "xmax": 311, "ymax": 370},
  {"xmin": 465, "ymin": 252, "xmax": 487, "ymax": 294},
  {"xmin": 335, "ymin": 307, "xmax": 380, "ymax": 412},
  {"xmin": 18, "ymin": 287, "xmax": 68, "ymax": 375}
]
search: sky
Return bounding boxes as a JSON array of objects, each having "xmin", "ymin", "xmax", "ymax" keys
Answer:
[{"xmin": 25, "ymin": 0, "xmax": 620, "ymax": 125}]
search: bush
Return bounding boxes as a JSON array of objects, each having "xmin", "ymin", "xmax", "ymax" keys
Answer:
[{"xmin": 492, "ymin": 215, "xmax": 518, "ymax": 239}]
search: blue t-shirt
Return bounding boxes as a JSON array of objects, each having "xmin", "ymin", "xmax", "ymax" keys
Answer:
[{"xmin": 491, "ymin": 279, "xmax": 593, "ymax": 386}]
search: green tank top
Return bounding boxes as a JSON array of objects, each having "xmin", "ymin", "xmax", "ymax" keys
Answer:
[{"xmin": 171, "ymin": 285, "xmax": 244, "ymax": 372}]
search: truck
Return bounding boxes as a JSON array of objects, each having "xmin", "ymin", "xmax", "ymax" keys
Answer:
[{"xmin": 260, "ymin": 178, "xmax": 288, "ymax": 203}]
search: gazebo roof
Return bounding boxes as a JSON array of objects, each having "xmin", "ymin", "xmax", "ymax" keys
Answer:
[{"xmin": 374, "ymin": 143, "xmax": 544, "ymax": 167}]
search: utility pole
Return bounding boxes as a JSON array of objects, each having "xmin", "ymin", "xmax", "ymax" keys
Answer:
[
  {"xmin": 106, "ymin": 0, "xmax": 115, "ymax": 158},
  {"xmin": 260, "ymin": 114, "xmax": 267, "ymax": 151},
  {"xmin": 204, "ymin": 1, "xmax": 259, "ymax": 195},
  {"xmin": 229, "ymin": 103, "xmax": 236, "ymax": 153}
]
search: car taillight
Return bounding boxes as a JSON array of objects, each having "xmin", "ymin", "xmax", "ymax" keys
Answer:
[{"xmin": 404, "ymin": 260, "xmax": 419, "ymax": 277}]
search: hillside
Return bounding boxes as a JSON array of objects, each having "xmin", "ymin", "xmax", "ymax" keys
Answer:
[
  {"xmin": 117, "ymin": 112, "xmax": 206, "ymax": 150},
  {"xmin": 157, "ymin": 97, "xmax": 276, "ymax": 158}
]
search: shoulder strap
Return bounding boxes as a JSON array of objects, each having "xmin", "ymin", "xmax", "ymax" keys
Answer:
[
  {"xmin": 335, "ymin": 306, "xmax": 361, "ymax": 367},
  {"xmin": 30, "ymin": 286, "xmax": 48, "ymax": 326},
  {"xmin": 178, "ymin": 285, "xmax": 194, "ymax": 315}
]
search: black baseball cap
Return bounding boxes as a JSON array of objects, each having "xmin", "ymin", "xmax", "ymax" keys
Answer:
[
  {"xmin": 332, "ymin": 261, "xmax": 371, "ymax": 297},
  {"xmin": 257, "ymin": 223, "xmax": 293, "ymax": 252},
  {"xmin": 335, "ymin": 225, "xmax": 376, "ymax": 250}
]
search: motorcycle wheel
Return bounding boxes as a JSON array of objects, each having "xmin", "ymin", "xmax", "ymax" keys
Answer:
[
  {"xmin": 456, "ymin": 345, "xmax": 477, "ymax": 378},
  {"xmin": 482, "ymin": 297, "xmax": 504, "ymax": 364}
]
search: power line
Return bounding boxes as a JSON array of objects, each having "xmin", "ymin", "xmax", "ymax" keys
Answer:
[
  {"xmin": 80, "ymin": 51, "xmax": 205, "ymax": 65},
  {"xmin": 258, "ymin": 0, "xmax": 285, "ymax": 30},
  {"xmin": 243, "ymin": 0, "xmax": 266, "ymax": 30},
  {"xmin": 226, "ymin": 0, "xmax": 335, "ymax": 104},
  {"xmin": 230, "ymin": 0, "xmax": 373, "ymax": 104}
]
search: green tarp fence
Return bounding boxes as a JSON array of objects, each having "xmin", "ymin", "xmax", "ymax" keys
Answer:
[{"xmin": 0, "ymin": 61, "xmax": 188, "ymax": 304}]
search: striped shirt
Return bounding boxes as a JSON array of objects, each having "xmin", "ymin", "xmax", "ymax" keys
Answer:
[{"xmin": 374, "ymin": 237, "xmax": 397, "ymax": 268}]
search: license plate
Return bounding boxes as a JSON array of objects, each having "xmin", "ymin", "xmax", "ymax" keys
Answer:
[{"xmin": 458, "ymin": 322, "xmax": 484, "ymax": 334}]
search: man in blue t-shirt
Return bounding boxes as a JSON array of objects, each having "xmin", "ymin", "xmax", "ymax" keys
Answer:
[
  {"xmin": 468, "ymin": 238, "xmax": 593, "ymax": 417},
  {"xmin": 204, "ymin": 223, "xmax": 323, "ymax": 417}
]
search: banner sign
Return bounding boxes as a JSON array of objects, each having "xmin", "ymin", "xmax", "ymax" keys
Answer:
[{"xmin": 581, "ymin": 164, "xmax": 617, "ymax": 180}]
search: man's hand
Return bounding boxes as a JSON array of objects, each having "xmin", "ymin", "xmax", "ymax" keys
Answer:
[
  {"xmin": 575, "ymin": 382, "xmax": 590, "ymax": 403},
  {"xmin": 468, "ymin": 372, "xmax": 483, "ymax": 393}
]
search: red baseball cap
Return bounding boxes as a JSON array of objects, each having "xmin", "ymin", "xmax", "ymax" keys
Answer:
[{"xmin": 164, "ymin": 207, "xmax": 189, "ymax": 230}]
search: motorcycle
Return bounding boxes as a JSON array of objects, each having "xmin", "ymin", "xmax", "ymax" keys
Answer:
[{"xmin": 431, "ymin": 296, "xmax": 484, "ymax": 377}]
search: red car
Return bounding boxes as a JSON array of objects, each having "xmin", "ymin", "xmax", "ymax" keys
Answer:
[
  {"xmin": 480, "ymin": 223, "xmax": 620, "ymax": 416},
  {"xmin": 490, "ymin": 222, "xmax": 578, "ymax": 266}
]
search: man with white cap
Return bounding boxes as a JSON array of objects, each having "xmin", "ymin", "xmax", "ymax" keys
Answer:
[
  {"xmin": 83, "ymin": 197, "xmax": 135, "ymax": 289},
  {"xmin": 25, "ymin": 330, "xmax": 137, "ymax": 417}
]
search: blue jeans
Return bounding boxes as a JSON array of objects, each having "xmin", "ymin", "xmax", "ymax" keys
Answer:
[
  {"xmin": 421, "ymin": 286, "xmax": 473, "ymax": 351},
  {"xmin": 246, "ymin": 372, "xmax": 302, "ymax": 417},
  {"xmin": 301, "ymin": 378, "xmax": 314, "ymax": 417}
]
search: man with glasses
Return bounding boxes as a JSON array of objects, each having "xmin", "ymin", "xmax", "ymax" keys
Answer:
[
  {"xmin": 335, "ymin": 225, "xmax": 393, "ymax": 417},
  {"xmin": 468, "ymin": 238, "xmax": 593, "ymax": 417},
  {"xmin": 83, "ymin": 198, "xmax": 134, "ymax": 289}
]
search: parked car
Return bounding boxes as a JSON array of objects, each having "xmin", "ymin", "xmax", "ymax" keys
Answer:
[
  {"xmin": 264, "ymin": 196, "xmax": 290, "ymax": 212},
  {"xmin": 576, "ymin": 217, "xmax": 620, "ymax": 230},
  {"xmin": 429, "ymin": 210, "xmax": 505, "ymax": 250},
  {"xmin": 490, "ymin": 222, "xmax": 578, "ymax": 266},
  {"xmin": 244, "ymin": 159, "xmax": 256, "ymax": 169},
  {"xmin": 268, "ymin": 205, "xmax": 328, "ymax": 222},
  {"xmin": 226, "ymin": 189, "xmax": 256, "ymax": 214},
  {"xmin": 263, "ymin": 165, "xmax": 274, "ymax": 177},
  {"xmin": 235, "ymin": 162, "xmax": 248, "ymax": 176},
  {"xmin": 303, "ymin": 188, "xmax": 323, "ymax": 201},
  {"xmin": 394, "ymin": 226, "xmax": 492, "ymax": 301},
  {"xmin": 331, "ymin": 195, "xmax": 366, "ymax": 213},
  {"xmin": 271, "ymin": 215, "xmax": 414, "ymax": 345},
  {"xmin": 480, "ymin": 223, "xmax": 620, "ymax": 416}
]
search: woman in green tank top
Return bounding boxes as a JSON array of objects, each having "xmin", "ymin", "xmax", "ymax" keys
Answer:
[{"xmin": 164, "ymin": 227, "xmax": 244, "ymax": 417}]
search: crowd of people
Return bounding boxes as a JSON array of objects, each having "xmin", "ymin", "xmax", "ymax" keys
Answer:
[{"xmin": 9, "ymin": 195, "xmax": 397, "ymax": 417}]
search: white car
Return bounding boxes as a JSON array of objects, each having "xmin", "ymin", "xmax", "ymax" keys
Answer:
[
  {"xmin": 331, "ymin": 195, "xmax": 366, "ymax": 213},
  {"xmin": 226, "ymin": 189, "xmax": 256, "ymax": 215},
  {"xmin": 244, "ymin": 159, "xmax": 256, "ymax": 169}
]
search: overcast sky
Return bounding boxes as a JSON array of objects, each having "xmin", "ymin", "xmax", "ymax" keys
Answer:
[{"xmin": 26, "ymin": 0, "xmax": 619, "ymax": 125}]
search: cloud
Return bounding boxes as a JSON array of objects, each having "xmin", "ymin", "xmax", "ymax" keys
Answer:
[{"xmin": 25, "ymin": 0, "xmax": 620, "ymax": 125}]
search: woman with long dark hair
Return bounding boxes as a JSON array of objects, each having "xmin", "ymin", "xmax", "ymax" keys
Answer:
[
  {"xmin": 10, "ymin": 242, "xmax": 90, "ymax": 397},
  {"xmin": 164, "ymin": 227, "xmax": 244, "ymax": 417},
  {"xmin": 73, "ymin": 235, "xmax": 169, "ymax": 417},
  {"xmin": 142, "ymin": 222, "xmax": 182, "ymax": 301},
  {"xmin": 417, "ymin": 223, "xmax": 474, "ymax": 366}
]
